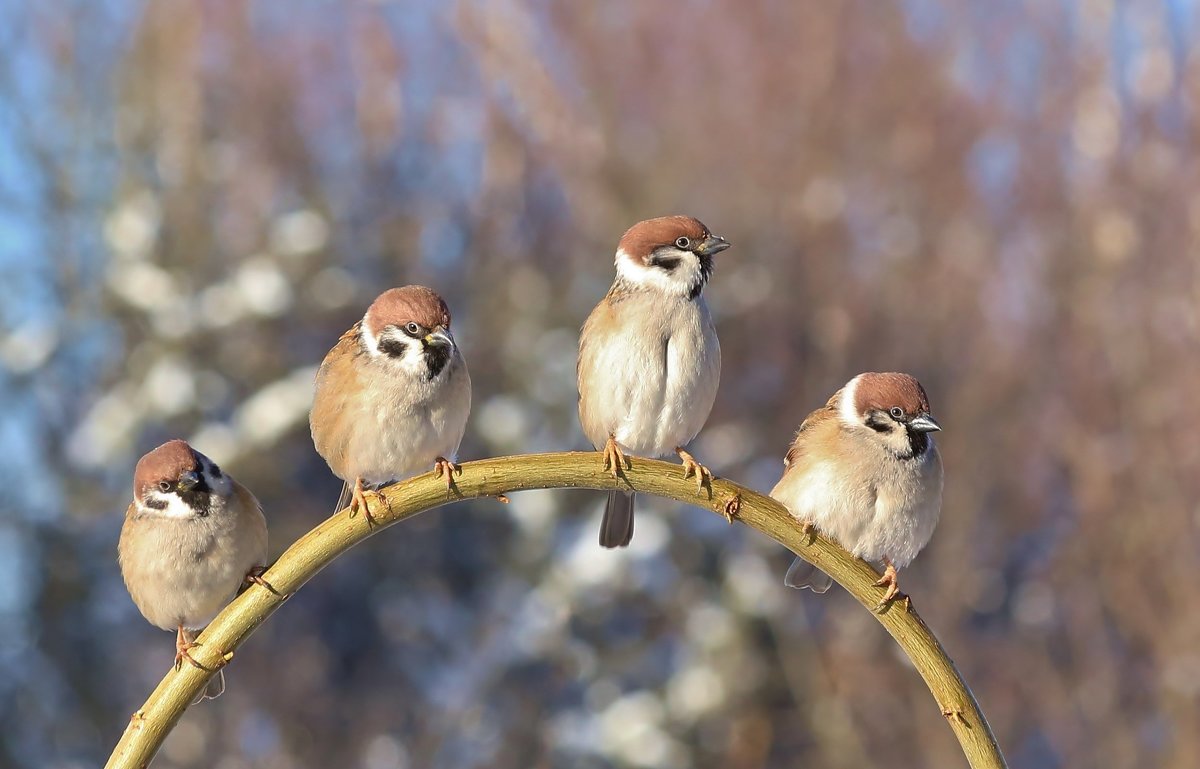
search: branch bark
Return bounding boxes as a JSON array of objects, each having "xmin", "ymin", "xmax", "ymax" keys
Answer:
[{"xmin": 104, "ymin": 451, "xmax": 1007, "ymax": 769}]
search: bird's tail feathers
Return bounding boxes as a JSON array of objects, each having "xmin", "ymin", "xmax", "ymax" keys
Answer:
[{"xmin": 599, "ymin": 491, "xmax": 635, "ymax": 548}]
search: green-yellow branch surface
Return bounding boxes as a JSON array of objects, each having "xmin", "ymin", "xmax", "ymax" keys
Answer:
[{"xmin": 104, "ymin": 451, "xmax": 1007, "ymax": 769}]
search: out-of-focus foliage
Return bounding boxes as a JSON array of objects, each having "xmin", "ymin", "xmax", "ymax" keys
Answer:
[{"xmin": 1, "ymin": 1, "xmax": 1197, "ymax": 767}]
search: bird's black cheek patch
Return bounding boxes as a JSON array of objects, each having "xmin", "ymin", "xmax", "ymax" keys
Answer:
[
  {"xmin": 143, "ymin": 496, "xmax": 167, "ymax": 511},
  {"xmin": 424, "ymin": 345, "xmax": 451, "ymax": 379},
  {"xmin": 865, "ymin": 413, "xmax": 894, "ymax": 432},
  {"xmin": 686, "ymin": 254, "xmax": 714, "ymax": 300},
  {"xmin": 651, "ymin": 255, "xmax": 682, "ymax": 271},
  {"xmin": 179, "ymin": 482, "xmax": 214, "ymax": 516},
  {"xmin": 379, "ymin": 338, "xmax": 409, "ymax": 358}
]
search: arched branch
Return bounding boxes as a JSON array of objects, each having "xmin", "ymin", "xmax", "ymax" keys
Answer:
[{"xmin": 104, "ymin": 451, "xmax": 1007, "ymax": 769}]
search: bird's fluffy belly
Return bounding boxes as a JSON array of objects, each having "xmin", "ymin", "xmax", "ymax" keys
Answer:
[
  {"xmin": 773, "ymin": 455, "xmax": 941, "ymax": 568},
  {"xmin": 345, "ymin": 365, "xmax": 469, "ymax": 486},
  {"xmin": 124, "ymin": 534, "xmax": 247, "ymax": 631},
  {"xmin": 584, "ymin": 300, "xmax": 719, "ymax": 456},
  {"xmin": 775, "ymin": 462, "xmax": 876, "ymax": 554},
  {"xmin": 352, "ymin": 407, "xmax": 450, "ymax": 485},
  {"xmin": 857, "ymin": 482, "xmax": 940, "ymax": 567}
]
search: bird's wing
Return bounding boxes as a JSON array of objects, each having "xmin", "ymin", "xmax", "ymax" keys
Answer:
[
  {"xmin": 310, "ymin": 323, "xmax": 365, "ymax": 479},
  {"xmin": 576, "ymin": 299, "xmax": 621, "ymax": 447},
  {"xmin": 782, "ymin": 394, "xmax": 841, "ymax": 468}
]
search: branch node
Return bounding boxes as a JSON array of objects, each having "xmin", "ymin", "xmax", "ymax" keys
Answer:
[{"xmin": 722, "ymin": 493, "xmax": 741, "ymax": 524}]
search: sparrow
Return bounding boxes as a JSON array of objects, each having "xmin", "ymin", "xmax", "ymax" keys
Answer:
[
  {"xmin": 577, "ymin": 215, "xmax": 729, "ymax": 548},
  {"xmin": 769, "ymin": 372, "xmax": 943, "ymax": 608},
  {"xmin": 119, "ymin": 439, "xmax": 268, "ymax": 687},
  {"xmin": 310, "ymin": 285, "xmax": 472, "ymax": 524}
]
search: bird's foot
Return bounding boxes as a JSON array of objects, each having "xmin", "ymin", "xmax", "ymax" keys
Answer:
[
  {"xmin": 243, "ymin": 565, "xmax": 279, "ymax": 595},
  {"xmin": 350, "ymin": 478, "xmax": 390, "ymax": 527},
  {"xmin": 433, "ymin": 457, "xmax": 462, "ymax": 489},
  {"xmin": 602, "ymin": 436, "xmax": 629, "ymax": 478},
  {"xmin": 174, "ymin": 642, "xmax": 206, "ymax": 671},
  {"xmin": 174, "ymin": 627, "xmax": 208, "ymax": 672},
  {"xmin": 676, "ymin": 447, "xmax": 712, "ymax": 494},
  {"xmin": 872, "ymin": 559, "xmax": 910, "ymax": 612}
]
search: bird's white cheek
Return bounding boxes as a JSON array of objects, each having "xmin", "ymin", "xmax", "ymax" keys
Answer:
[
  {"xmin": 138, "ymin": 493, "xmax": 198, "ymax": 520},
  {"xmin": 371, "ymin": 342, "xmax": 430, "ymax": 378},
  {"xmin": 615, "ymin": 248, "xmax": 701, "ymax": 296},
  {"xmin": 402, "ymin": 343, "xmax": 428, "ymax": 372}
]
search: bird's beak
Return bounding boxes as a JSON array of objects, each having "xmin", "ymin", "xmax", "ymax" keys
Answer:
[
  {"xmin": 424, "ymin": 327, "xmax": 454, "ymax": 348},
  {"xmin": 909, "ymin": 414, "xmax": 942, "ymax": 433},
  {"xmin": 177, "ymin": 470, "xmax": 201, "ymax": 491},
  {"xmin": 696, "ymin": 235, "xmax": 731, "ymax": 256}
]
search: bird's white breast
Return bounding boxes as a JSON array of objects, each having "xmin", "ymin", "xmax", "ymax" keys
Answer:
[
  {"xmin": 580, "ymin": 292, "xmax": 720, "ymax": 456},
  {"xmin": 347, "ymin": 352, "xmax": 472, "ymax": 486},
  {"xmin": 119, "ymin": 490, "xmax": 267, "ymax": 631},
  {"xmin": 857, "ymin": 442, "xmax": 943, "ymax": 566},
  {"xmin": 771, "ymin": 437, "xmax": 943, "ymax": 568}
]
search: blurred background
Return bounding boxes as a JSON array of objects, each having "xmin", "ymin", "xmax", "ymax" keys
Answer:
[{"xmin": 2, "ymin": 0, "xmax": 1198, "ymax": 767}]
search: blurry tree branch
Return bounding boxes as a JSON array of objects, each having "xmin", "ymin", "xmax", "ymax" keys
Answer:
[{"xmin": 104, "ymin": 452, "xmax": 1007, "ymax": 769}]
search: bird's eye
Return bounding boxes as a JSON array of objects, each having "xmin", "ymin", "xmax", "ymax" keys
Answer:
[
  {"xmin": 158, "ymin": 481, "xmax": 171, "ymax": 493},
  {"xmin": 889, "ymin": 407, "xmax": 904, "ymax": 419},
  {"xmin": 405, "ymin": 322, "xmax": 420, "ymax": 335},
  {"xmin": 675, "ymin": 236, "xmax": 691, "ymax": 249}
]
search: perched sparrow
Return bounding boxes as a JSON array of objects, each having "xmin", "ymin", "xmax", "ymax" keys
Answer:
[
  {"xmin": 770, "ymin": 373, "xmax": 943, "ymax": 607},
  {"xmin": 310, "ymin": 285, "xmax": 471, "ymax": 524},
  {"xmin": 577, "ymin": 216, "xmax": 729, "ymax": 548},
  {"xmin": 119, "ymin": 440, "xmax": 268, "ymax": 683}
]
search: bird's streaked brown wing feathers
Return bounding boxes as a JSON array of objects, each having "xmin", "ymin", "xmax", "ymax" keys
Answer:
[
  {"xmin": 576, "ymin": 299, "xmax": 619, "ymax": 448},
  {"xmin": 782, "ymin": 387, "xmax": 844, "ymax": 468},
  {"xmin": 310, "ymin": 323, "xmax": 365, "ymax": 480}
]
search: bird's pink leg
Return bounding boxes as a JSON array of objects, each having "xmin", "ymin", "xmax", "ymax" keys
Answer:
[
  {"xmin": 174, "ymin": 625, "xmax": 206, "ymax": 671},
  {"xmin": 873, "ymin": 557, "xmax": 911, "ymax": 611},
  {"xmin": 601, "ymin": 436, "xmax": 629, "ymax": 478},
  {"xmin": 675, "ymin": 447, "xmax": 712, "ymax": 493},
  {"xmin": 243, "ymin": 565, "xmax": 278, "ymax": 595},
  {"xmin": 350, "ymin": 477, "xmax": 390, "ymax": 527},
  {"xmin": 433, "ymin": 456, "xmax": 461, "ymax": 489}
]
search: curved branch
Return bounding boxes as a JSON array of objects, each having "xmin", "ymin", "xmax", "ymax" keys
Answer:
[{"xmin": 104, "ymin": 451, "xmax": 1007, "ymax": 769}]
